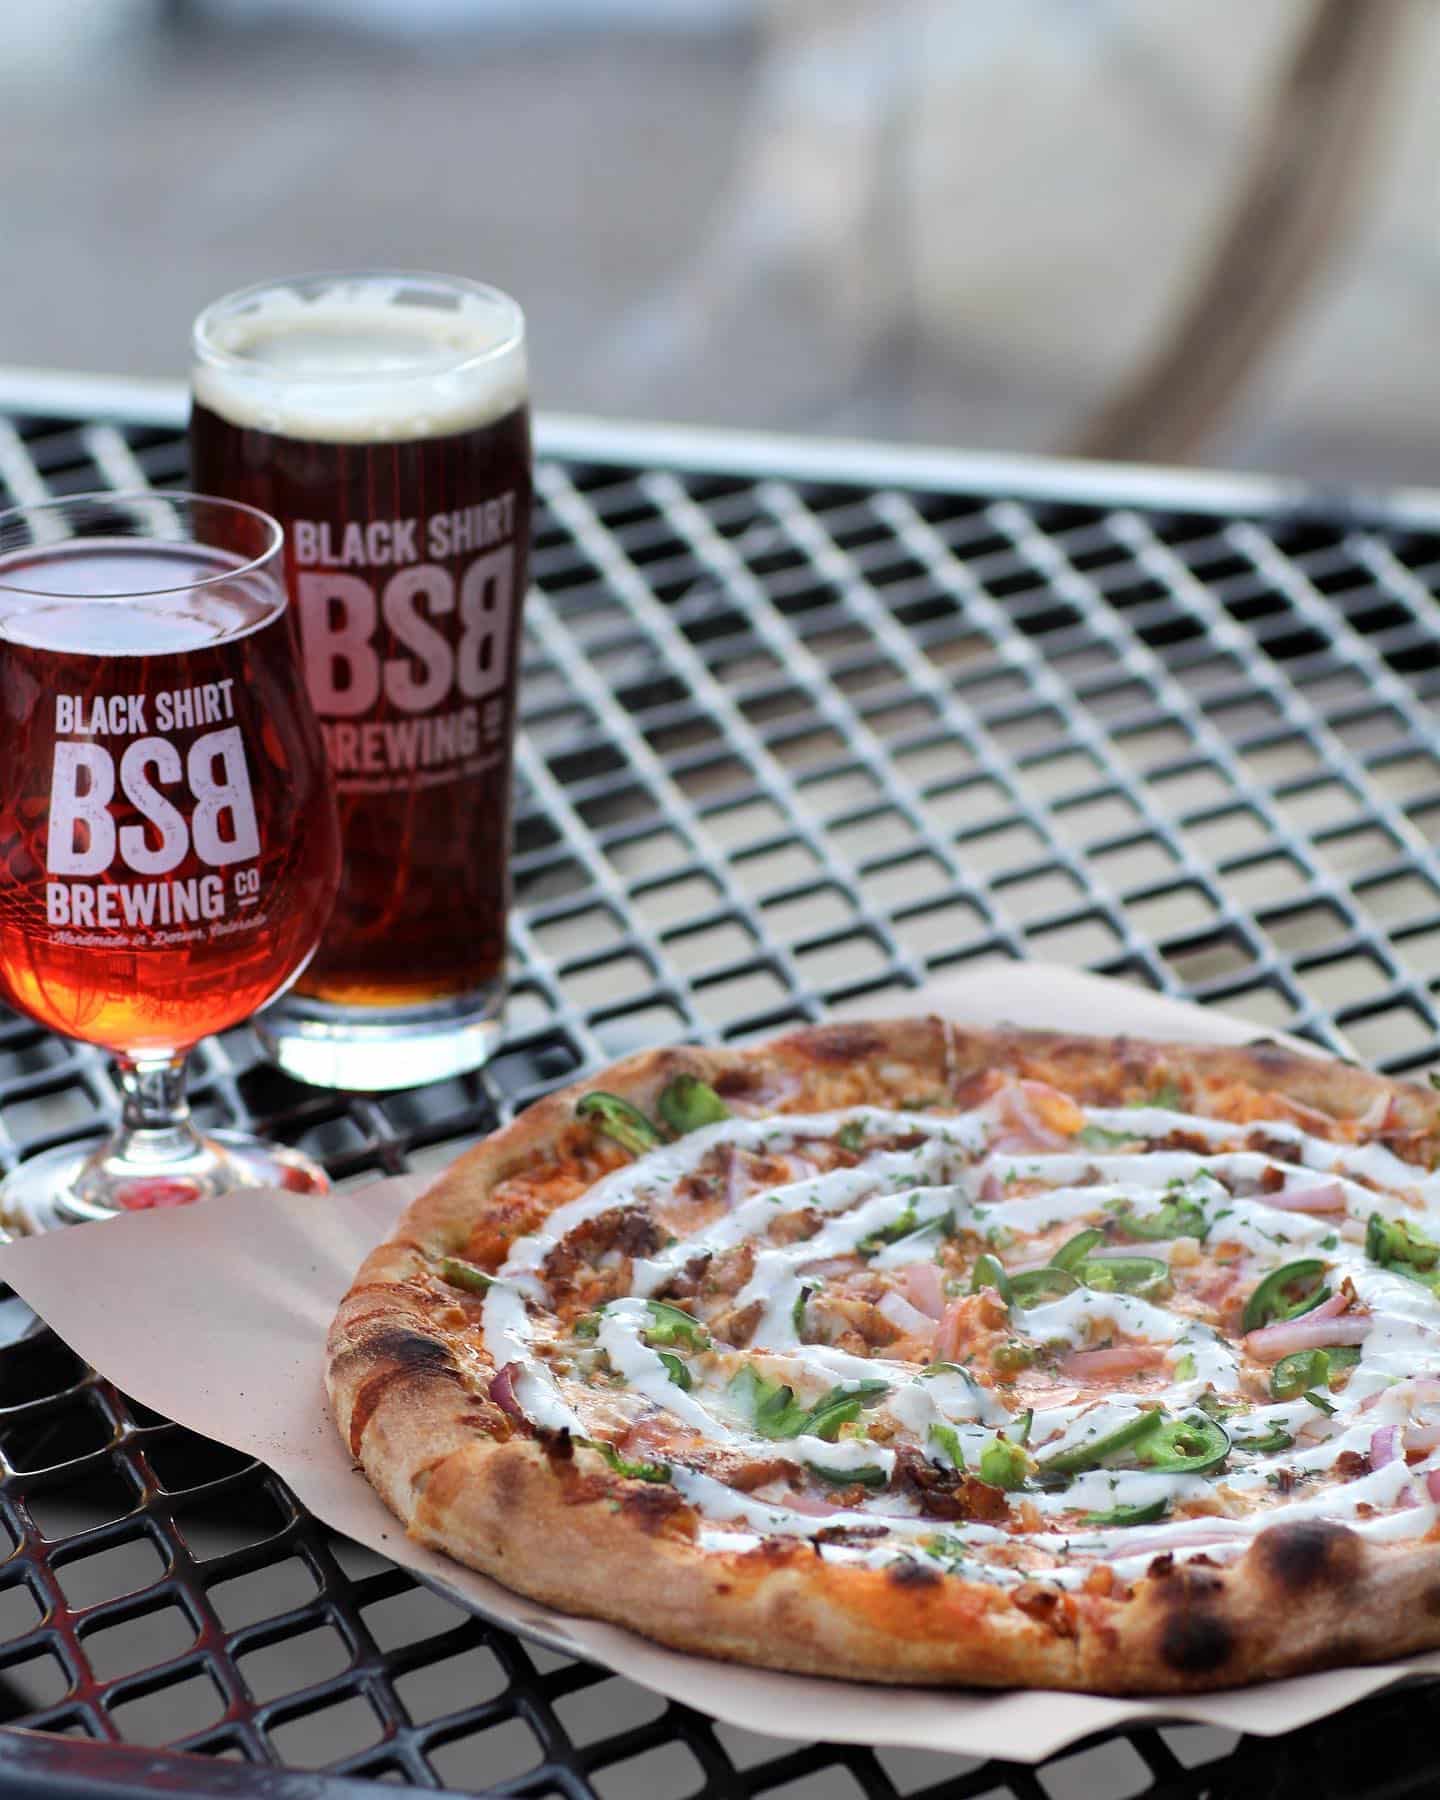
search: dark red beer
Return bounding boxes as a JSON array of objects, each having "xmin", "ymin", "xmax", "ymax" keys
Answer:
[
  {"xmin": 0, "ymin": 539, "xmax": 340, "ymax": 1054},
  {"xmin": 190, "ymin": 275, "xmax": 531, "ymax": 1026}
]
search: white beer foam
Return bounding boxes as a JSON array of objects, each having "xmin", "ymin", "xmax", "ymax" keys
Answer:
[{"xmin": 192, "ymin": 277, "xmax": 527, "ymax": 445}]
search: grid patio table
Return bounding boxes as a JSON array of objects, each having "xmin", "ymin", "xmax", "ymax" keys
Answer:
[{"xmin": 1, "ymin": 369, "xmax": 1440, "ymax": 1798}]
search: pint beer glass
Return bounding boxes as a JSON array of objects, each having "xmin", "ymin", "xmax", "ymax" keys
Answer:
[
  {"xmin": 190, "ymin": 273, "xmax": 532, "ymax": 1089},
  {"xmin": 0, "ymin": 493, "xmax": 341, "ymax": 1232}
]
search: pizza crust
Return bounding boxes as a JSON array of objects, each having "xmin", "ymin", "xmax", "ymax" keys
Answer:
[{"xmin": 326, "ymin": 1020, "xmax": 1440, "ymax": 1692}]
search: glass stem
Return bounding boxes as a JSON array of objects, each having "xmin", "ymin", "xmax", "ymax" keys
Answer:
[{"xmin": 113, "ymin": 1052, "xmax": 204, "ymax": 1164}]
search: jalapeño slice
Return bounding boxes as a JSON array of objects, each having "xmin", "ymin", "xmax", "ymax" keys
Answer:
[
  {"xmin": 1078, "ymin": 1255, "xmax": 1171, "ymax": 1301},
  {"xmin": 970, "ymin": 1253, "xmax": 1013, "ymax": 1303},
  {"xmin": 1082, "ymin": 1497, "xmax": 1170, "ymax": 1528},
  {"xmin": 1037, "ymin": 1409, "xmax": 1163, "ymax": 1476},
  {"xmin": 642, "ymin": 1300, "xmax": 711, "ymax": 1351},
  {"xmin": 1009, "ymin": 1267, "xmax": 1080, "ymax": 1305},
  {"xmin": 436, "ymin": 1256, "xmax": 495, "ymax": 1294},
  {"xmin": 1051, "ymin": 1228, "xmax": 1105, "ymax": 1273},
  {"xmin": 1133, "ymin": 1412, "xmax": 1230, "ymax": 1475},
  {"xmin": 575, "ymin": 1092, "xmax": 665, "ymax": 1156},
  {"xmin": 1111, "ymin": 1195, "xmax": 1207, "ymax": 1242},
  {"xmin": 1268, "ymin": 1345, "xmax": 1360, "ymax": 1402},
  {"xmin": 1241, "ymin": 1259, "xmax": 1330, "ymax": 1334},
  {"xmin": 657, "ymin": 1074, "xmax": 731, "ymax": 1135}
]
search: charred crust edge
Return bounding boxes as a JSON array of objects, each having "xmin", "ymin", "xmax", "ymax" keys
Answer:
[{"xmin": 1253, "ymin": 1518, "xmax": 1362, "ymax": 1591}]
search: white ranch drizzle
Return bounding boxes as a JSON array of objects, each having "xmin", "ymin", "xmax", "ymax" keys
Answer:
[{"xmin": 478, "ymin": 1088, "xmax": 1440, "ymax": 1578}]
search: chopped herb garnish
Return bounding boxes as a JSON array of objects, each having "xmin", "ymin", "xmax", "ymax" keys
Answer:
[
  {"xmin": 836, "ymin": 1119, "xmax": 868, "ymax": 1152},
  {"xmin": 857, "ymin": 1208, "xmax": 921, "ymax": 1257}
]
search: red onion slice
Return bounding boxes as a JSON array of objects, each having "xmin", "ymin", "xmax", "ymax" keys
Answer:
[
  {"xmin": 1060, "ymin": 1344, "xmax": 1167, "ymax": 1380},
  {"xmin": 877, "ymin": 1290, "xmax": 937, "ymax": 1337},
  {"xmin": 1370, "ymin": 1424, "xmax": 1401, "ymax": 1468},
  {"xmin": 1243, "ymin": 1314, "xmax": 1371, "ymax": 1364},
  {"xmin": 1428, "ymin": 1469, "xmax": 1440, "ymax": 1504},
  {"xmin": 489, "ymin": 1361, "xmax": 524, "ymax": 1420},
  {"xmin": 1267, "ymin": 1181, "xmax": 1348, "ymax": 1215},
  {"xmin": 899, "ymin": 1260, "xmax": 945, "ymax": 1320}
]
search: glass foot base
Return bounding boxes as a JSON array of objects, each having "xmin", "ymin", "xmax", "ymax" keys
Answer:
[
  {"xmin": 257, "ymin": 983, "xmax": 505, "ymax": 1090},
  {"xmin": 0, "ymin": 1128, "xmax": 329, "ymax": 1239}
]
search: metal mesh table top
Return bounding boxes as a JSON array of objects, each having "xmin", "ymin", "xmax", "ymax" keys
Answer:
[{"xmin": 1, "ymin": 376, "xmax": 1440, "ymax": 1798}]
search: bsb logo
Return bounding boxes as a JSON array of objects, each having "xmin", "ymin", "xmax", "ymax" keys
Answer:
[
  {"xmin": 290, "ymin": 494, "xmax": 519, "ymax": 793},
  {"xmin": 45, "ymin": 680, "xmax": 261, "ymax": 936}
]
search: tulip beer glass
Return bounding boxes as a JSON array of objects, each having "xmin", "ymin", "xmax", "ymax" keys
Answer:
[
  {"xmin": 190, "ymin": 272, "xmax": 532, "ymax": 1089},
  {"xmin": 0, "ymin": 493, "xmax": 341, "ymax": 1233}
]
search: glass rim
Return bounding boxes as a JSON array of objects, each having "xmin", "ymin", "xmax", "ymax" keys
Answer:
[
  {"xmin": 191, "ymin": 268, "xmax": 526, "ymax": 384},
  {"xmin": 0, "ymin": 490, "xmax": 284, "ymax": 599}
]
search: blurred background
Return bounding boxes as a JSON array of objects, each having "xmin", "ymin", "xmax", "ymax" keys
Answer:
[{"xmin": 2, "ymin": 0, "xmax": 1436, "ymax": 483}]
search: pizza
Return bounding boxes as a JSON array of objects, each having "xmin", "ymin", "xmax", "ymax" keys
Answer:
[{"xmin": 326, "ymin": 1018, "xmax": 1440, "ymax": 1693}]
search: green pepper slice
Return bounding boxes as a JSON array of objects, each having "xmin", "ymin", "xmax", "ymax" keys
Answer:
[
  {"xmin": 1241, "ymin": 1259, "xmax": 1330, "ymax": 1334},
  {"xmin": 1038, "ymin": 1410, "xmax": 1163, "ymax": 1475},
  {"xmin": 642, "ymin": 1300, "xmax": 711, "ymax": 1352},
  {"xmin": 1009, "ymin": 1267, "xmax": 1080, "ymax": 1305},
  {"xmin": 977, "ymin": 1437, "xmax": 1032, "ymax": 1491},
  {"xmin": 807, "ymin": 1461, "xmax": 888, "ymax": 1489},
  {"xmin": 728, "ymin": 1366, "xmax": 806, "ymax": 1437},
  {"xmin": 990, "ymin": 1341, "xmax": 1036, "ymax": 1376},
  {"xmin": 928, "ymin": 1423, "xmax": 966, "ymax": 1469},
  {"xmin": 1366, "ymin": 1211, "xmax": 1440, "ymax": 1275},
  {"xmin": 657, "ymin": 1074, "xmax": 730, "ymax": 1136},
  {"xmin": 1133, "ymin": 1412, "xmax": 1230, "ymax": 1475},
  {"xmin": 802, "ymin": 1380, "xmax": 889, "ymax": 1443},
  {"xmin": 1268, "ymin": 1345, "xmax": 1360, "ymax": 1401},
  {"xmin": 437, "ymin": 1256, "xmax": 495, "ymax": 1294},
  {"xmin": 655, "ymin": 1351, "xmax": 692, "ymax": 1391},
  {"xmin": 575, "ymin": 1091, "xmax": 665, "ymax": 1156},
  {"xmin": 587, "ymin": 1440, "xmax": 671, "ymax": 1482},
  {"xmin": 1082, "ymin": 1497, "xmax": 1170, "ymax": 1528},
  {"xmin": 1076, "ymin": 1124, "xmax": 1138, "ymax": 1150},
  {"xmin": 1051, "ymin": 1228, "xmax": 1106, "ymax": 1273},
  {"xmin": 1111, "ymin": 1196, "xmax": 1207, "ymax": 1242},
  {"xmin": 792, "ymin": 1282, "xmax": 816, "ymax": 1337},
  {"xmin": 1232, "ymin": 1424, "xmax": 1294, "ymax": 1453},
  {"xmin": 1079, "ymin": 1255, "xmax": 1171, "ymax": 1301},
  {"xmin": 970, "ymin": 1253, "xmax": 1013, "ymax": 1302}
]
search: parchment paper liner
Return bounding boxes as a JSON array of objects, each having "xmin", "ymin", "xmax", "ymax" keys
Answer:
[{"xmin": 4, "ymin": 964, "xmax": 1438, "ymax": 1764}]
